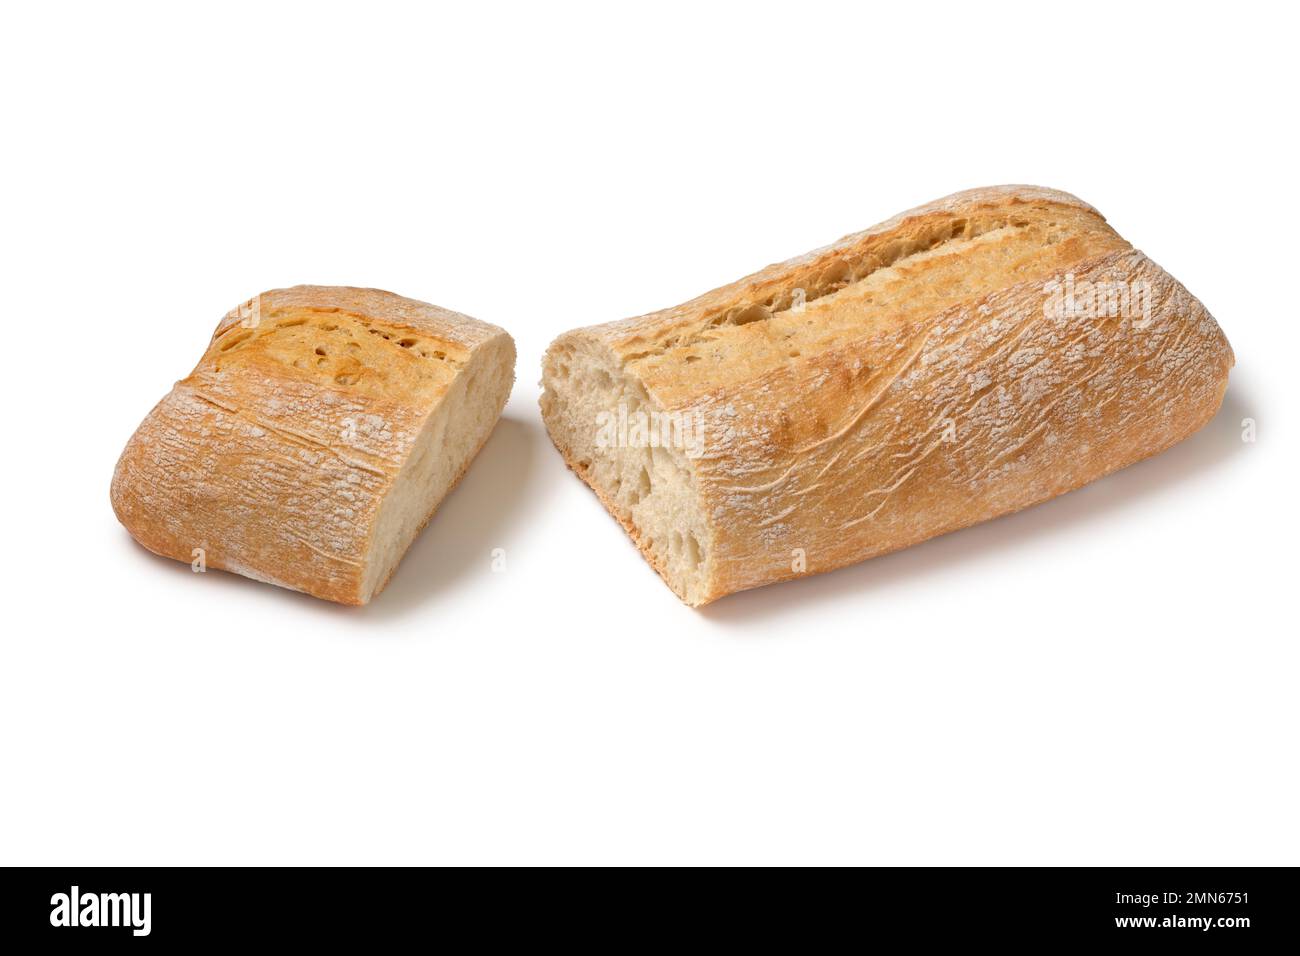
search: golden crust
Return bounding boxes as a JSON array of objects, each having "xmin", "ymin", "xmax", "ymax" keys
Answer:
[
  {"xmin": 111, "ymin": 286, "xmax": 513, "ymax": 604},
  {"xmin": 543, "ymin": 186, "xmax": 1234, "ymax": 605}
]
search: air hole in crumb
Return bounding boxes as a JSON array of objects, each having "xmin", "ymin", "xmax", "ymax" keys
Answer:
[
  {"xmin": 685, "ymin": 534, "xmax": 702, "ymax": 568},
  {"xmin": 335, "ymin": 372, "xmax": 359, "ymax": 385},
  {"xmin": 398, "ymin": 338, "xmax": 417, "ymax": 348},
  {"xmin": 315, "ymin": 346, "xmax": 327, "ymax": 356},
  {"xmin": 638, "ymin": 467, "xmax": 652, "ymax": 499}
]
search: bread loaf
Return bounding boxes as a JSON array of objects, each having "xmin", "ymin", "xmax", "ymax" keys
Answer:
[
  {"xmin": 112, "ymin": 286, "xmax": 515, "ymax": 604},
  {"xmin": 540, "ymin": 186, "xmax": 1233, "ymax": 606}
]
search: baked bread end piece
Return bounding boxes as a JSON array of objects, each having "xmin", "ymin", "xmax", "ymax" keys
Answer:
[{"xmin": 112, "ymin": 286, "xmax": 515, "ymax": 604}]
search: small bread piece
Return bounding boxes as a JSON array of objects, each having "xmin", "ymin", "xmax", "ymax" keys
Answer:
[
  {"xmin": 541, "ymin": 186, "xmax": 1233, "ymax": 606},
  {"xmin": 112, "ymin": 286, "xmax": 515, "ymax": 604}
]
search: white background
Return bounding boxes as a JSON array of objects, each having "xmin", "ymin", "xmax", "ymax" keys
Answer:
[{"xmin": 2, "ymin": 1, "xmax": 1296, "ymax": 865}]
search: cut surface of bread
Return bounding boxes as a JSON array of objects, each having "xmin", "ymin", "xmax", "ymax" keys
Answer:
[
  {"xmin": 112, "ymin": 286, "xmax": 515, "ymax": 604},
  {"xmin": 541, "ymin": 186, "xmax": 1234, "ymax": 606}
]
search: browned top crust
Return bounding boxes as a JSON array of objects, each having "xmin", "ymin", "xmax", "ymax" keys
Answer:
[{"xmin": 571, "ymin": 186, "xmax": 1125, "ymax": 407}]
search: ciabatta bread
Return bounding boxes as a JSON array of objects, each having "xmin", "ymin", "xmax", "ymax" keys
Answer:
[
  {"xmin": 112, "ymin": 286, "xmax": 515, "ymax": 604},
  {"xmin": 540, "ymin": 186, "xmax": 1233, "ymax": 606}
]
